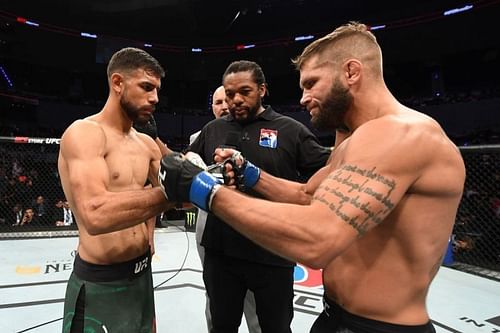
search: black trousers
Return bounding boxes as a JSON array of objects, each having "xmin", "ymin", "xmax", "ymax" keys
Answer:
[{"xmin": 203, "ymin": 251, "xmax": 294, "ymax": 333}]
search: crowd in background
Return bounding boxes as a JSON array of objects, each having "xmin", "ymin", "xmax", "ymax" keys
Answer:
[
  {"xmin": 0, "ymin": 116, "xmax": 499, "ymax": 273},
  {"xmin": 0, "ymin": 144, "xmax": 72, "ymax": 229},
  {"xmin": 0, "ymin": 36, "xmax": 499, "ymax": 275}
]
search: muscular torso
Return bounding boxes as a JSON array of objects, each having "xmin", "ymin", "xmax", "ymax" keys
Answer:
[
  {"xmin": 59, "ymin": 117, "xmax": 154, "ymax": 264},
  {"xmin": 305, "ymin": 111, "xmax": 465, "ymax": 324}
]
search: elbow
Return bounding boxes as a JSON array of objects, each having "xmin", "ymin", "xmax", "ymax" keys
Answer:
[
  {"xmin": 302, "ymin": 254, "xmax": 331, "ymax": 270},
  {"xmin": 80, "ymin": 201, "xmax": 107, "ymax": 235},
  {"xmin": 302, "ymin": 258, "xmax": 324, "ymax": 270},
  {"xmin": 297, "ymin": 186, "xmax": 313, "ymax": 205},
  {"xmin": 300, "ymin": 246, "xmax": 331, "ymax": 270},
  {"xmin": 86, "ymin": 221, "xmax": 106, "ymax": 236},
  {"xmin": 299, "ymin": 239, "xmax": 340, "ymax": 270}
]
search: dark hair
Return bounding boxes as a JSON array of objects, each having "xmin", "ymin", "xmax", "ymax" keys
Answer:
[
  {"xmin": 222, "ymin": 60, "xmax": 267, "ymax": 86},
  {"xmin": 107, "ymin": 47, "xmax": 165, "ymax": 79}
]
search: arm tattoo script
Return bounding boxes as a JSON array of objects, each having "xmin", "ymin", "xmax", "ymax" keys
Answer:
[{"xmin": 312, "ymin": 164, "xmax": 396, "ymax": 236}]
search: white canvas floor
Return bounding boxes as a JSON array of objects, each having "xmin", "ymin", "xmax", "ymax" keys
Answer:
[{"xmin": 1, "ymin": 228, "xmax": 499, "ymax": 333}]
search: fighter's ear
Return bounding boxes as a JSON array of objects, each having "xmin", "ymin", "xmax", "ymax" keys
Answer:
[
  {"xmin": 110, "ymin": 73, "xmax": 124, "ymax": 94},
  {"xmin": 343, "ymin": 59, "xmax": 361, "ymax": 85}
]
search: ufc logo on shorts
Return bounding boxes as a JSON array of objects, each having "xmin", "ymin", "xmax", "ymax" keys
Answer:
[
  {"xmin": 185, "ymin": 211, "xmax": 196, "ymax": 227},
  {"xmin": 134, "ymin": 257, "xmax": 149, "ymax": 274},
  {"xmin": 158, "ymin": 169, "xmax": 166, "ymax": 183}
]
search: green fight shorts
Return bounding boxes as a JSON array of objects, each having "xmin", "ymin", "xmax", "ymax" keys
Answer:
[{"xmin": 62, "ymin": 250, "xmax": 155, "ymax": 333}]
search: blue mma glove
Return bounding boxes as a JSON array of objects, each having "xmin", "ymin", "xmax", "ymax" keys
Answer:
[
  {"xmin": 226, "ymin": 150, "xmax": 261, "ymax": 190},
  {"xmin": 190, "ymin": 172, "xmax": 222, "ymax": 211}
]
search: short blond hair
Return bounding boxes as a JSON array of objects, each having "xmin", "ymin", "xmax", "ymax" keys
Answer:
[{"xmin": 293, "ymin": 22, "xmax": 383, "ymax": 78}]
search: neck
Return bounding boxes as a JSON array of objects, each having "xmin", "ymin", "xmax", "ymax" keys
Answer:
[
  {"xmin": 344, "ymin": 83, "xmax": 399, "ymax": 131},
  {"xmin": 99, "ymin": 97, "xmax": 133, "ymax": 134},
  {"xmin": 255, "ymin": 105, "xmax": 266, "ymax": 116}
]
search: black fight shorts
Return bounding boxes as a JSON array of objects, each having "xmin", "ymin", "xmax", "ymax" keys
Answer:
[{"xmin": 310, "ymin": 296, "xmax": 436, "ymax": 333}]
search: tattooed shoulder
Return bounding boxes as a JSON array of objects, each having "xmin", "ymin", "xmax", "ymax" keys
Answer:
[{"xmin": 312, "ymin": 164, "xmax": 397, "ymax": 236}]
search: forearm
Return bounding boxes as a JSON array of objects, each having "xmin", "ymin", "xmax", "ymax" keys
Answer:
[
  {"xmin": 212, "ymin": 187, "xmax": 337, "ymax": 268},
  {"xmin": 80, "ymin": 187, "xmax": 174, "ymax": 235},
  {"xmin": 254, "ymin": 171, "xmax": 312, "ymax": 205}
]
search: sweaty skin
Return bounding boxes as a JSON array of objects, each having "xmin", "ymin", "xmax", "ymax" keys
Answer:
[
  {"xmin": 211, "ymin": 54, "xmax": 465, "ymax": 325},
  {"xmin": 58, "ymin": 69, "xmax": 173, "ymax": 264}
]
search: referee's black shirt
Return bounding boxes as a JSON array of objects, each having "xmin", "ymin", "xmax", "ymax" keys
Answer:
[{"xmin": 189, "ymin": 106, "xmax": 330, "ymax": 267}]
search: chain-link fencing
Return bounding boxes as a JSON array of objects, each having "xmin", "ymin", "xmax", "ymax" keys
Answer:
[
  {"xmin": 0, "ymin": 136, "xmax": 76, "ymax": 239},
  {"xmin": 0, "ymin": 137, "xmax": 499, "ymax": 280},
  {"xmin": 451, "ymin": 145, "xmax": 500, "ymax": 280}
]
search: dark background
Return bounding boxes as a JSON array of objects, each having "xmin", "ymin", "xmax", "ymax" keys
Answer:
[{"xmin": 1, "ymin": 0, "xmax": 499, "ymax": 147}]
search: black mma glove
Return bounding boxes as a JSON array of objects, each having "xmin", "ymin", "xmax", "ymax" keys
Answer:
[
  {"xmin": 158, "ymin": 152, "xmax": 207, "ymax": 202},
  {"xmin": 133, "ymin": 114, "xmax": 158, "ymax": 140},
  {"xmin": 158, "ymin": 152, "xmax": 223, "ymax": 210}
]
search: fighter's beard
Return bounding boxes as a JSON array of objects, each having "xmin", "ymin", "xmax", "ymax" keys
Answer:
[{"xmin": 312, "ymin": 79, "xmax": 352, "ymax": 131}]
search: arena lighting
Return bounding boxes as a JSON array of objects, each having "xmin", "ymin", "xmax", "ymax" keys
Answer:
[
  {"xmin": 2, "ymin": 0, "xmax": 489, "ymax": 54},
  {"xmin": 294, "ymin": 35, "xmax": 314, "ymax": 41},
  {"xmin": 80, "ymin": 32, "xmax": 97, "ymax": 39},
  {"xmin": 144, "ymin": 43, "xmax": 153, "ymax": 47},
  {"xmin": 15, "ymin": 17, "xmax": 39, "ymax": 27},
  {"xmin": 191, "ymin": 48, "xmax": 202, "ymax": 52},
  {"xmin": 443, "ymin": 4, "xmax": 474, "ymax": 16},
  {"xmin": 236, "ymin": 44, "xmax": 255, "ymax": 50},
  {"xmin": 0, "ymin": 65, "xmax": 14, "ymax": 88},
  {"xmin": 369, "ymin": 24, "xmax": 386, "ymax": 30}
]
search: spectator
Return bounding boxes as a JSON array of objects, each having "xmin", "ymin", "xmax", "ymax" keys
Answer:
[
  {"xmin": 20, "ymin": 207, "xmax": 35, "ymax": 226},
  {"xmin": 61, "ymin": 200, "xmax": 74, "ymax": 226},
  {"xmin": 32, "ymin": 195, "xmax": 49, "ymax": 226},
  {"xmin": 9, "ymin": 203, "xmax": 24, "ymax": 226},
  {"xmin": 53, "ymin": 199, "xmax": 65, "ymax": 226}
]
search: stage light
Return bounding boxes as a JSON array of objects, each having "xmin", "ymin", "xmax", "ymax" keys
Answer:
[
  {"xmin": 16, "ymin": 17, "xmax": 39, "ymax": 27},
  {"xmin": 0, "ymin": 65, "xmax": 13, "ymax": 88},
  {"xmin": 236, "ymin": 44, "xmax": 255, "ymax": 50},
  {"xmin": 294, "ymin": 35, "xmax": 314, "ymax": 41},
  {"xmin": 444, "ymin": 5, "xmax": 473, "ymax": 16},
  {"xmin": 80, "ymin": 32, "xmax": 97, "ymax": 39}
]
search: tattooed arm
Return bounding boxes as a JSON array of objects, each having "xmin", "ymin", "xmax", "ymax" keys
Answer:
[
  {"xmin": 211, "ymin": 118, "xmax": 427, "ymax": 268},
  {"xmin": 214, "ymin": 130, "xmax": 348, "ymax": 205}
]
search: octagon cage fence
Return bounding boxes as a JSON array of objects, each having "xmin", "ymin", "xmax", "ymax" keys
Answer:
[{"xmin": 0, "ymin": 136, "xmax": 499, "ymax": 281}]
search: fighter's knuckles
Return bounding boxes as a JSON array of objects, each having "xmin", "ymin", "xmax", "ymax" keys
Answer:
[
  {"xmin": 215, "ymin": 148, "xmax": 236, "ymax": 160},
  {"xmin": 223, "ymin": 161, "xmax": 234, "ymax": 172}
]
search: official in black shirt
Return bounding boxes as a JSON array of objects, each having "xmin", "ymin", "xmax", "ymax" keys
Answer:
[{"xmin": 189, "ymin": 60, "xmax": 330, "ymax": 333}]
